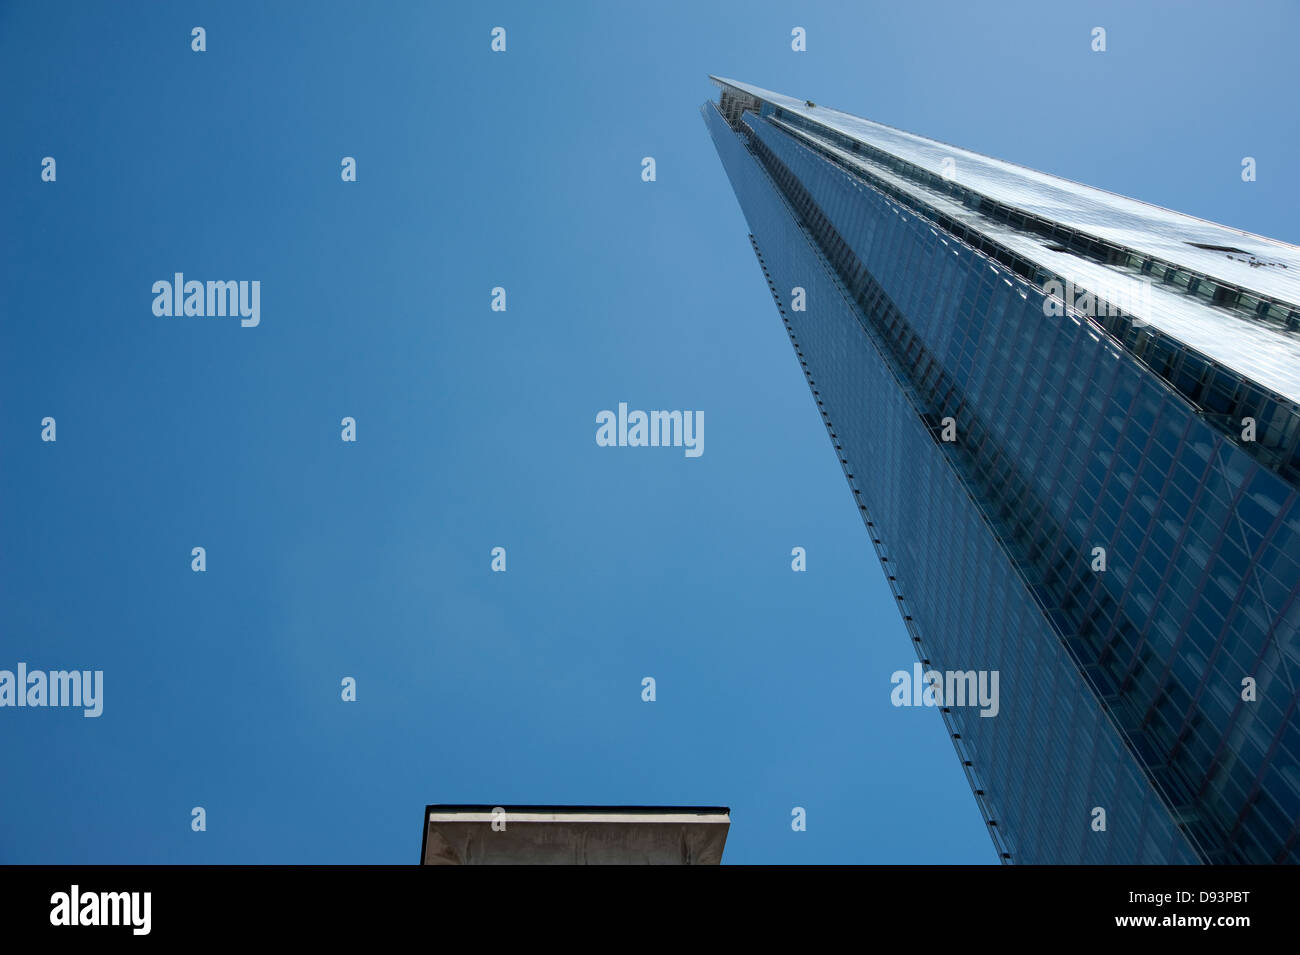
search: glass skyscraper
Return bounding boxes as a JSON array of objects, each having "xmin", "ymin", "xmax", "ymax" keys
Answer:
[{"xmin": 704, "ymin": 76, "xmax": 1300, "ymax": 864}]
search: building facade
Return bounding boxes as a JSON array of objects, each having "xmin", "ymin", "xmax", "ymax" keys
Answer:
[{"xmin": 704, "ymin": 77, "xmax": 1300, "ymax": 864}]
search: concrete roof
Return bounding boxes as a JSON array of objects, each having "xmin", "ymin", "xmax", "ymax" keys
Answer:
[{"xmin": 420, "ymin": 805, "xmax": 731, "ymax": 865}]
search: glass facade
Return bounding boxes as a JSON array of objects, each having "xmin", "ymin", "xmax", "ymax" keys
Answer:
[{"xmin": 704, "ymin": 78, "xmax": 1300, "ymax": 864}]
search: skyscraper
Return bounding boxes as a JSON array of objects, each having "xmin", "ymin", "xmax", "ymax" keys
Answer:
[{"xmin": 703, "ymin": 76, "xmax": 1300, "ymax": 864}]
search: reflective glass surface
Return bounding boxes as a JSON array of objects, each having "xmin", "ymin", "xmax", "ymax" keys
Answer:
[{"xmin": 704, "ymin": 90, "xmax": 1300, "ymax": 864}]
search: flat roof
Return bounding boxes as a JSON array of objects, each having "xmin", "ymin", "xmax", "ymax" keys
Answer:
[{"xmin": 420, "ymin": 805, "xmax": 731, "ymax": 865}]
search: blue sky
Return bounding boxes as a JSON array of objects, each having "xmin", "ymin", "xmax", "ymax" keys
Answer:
[{"xmin": 2, "ymin": 0, "xmax": 1296, "ymax": 864}]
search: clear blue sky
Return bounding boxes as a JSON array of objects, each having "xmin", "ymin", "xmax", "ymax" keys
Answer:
[{"xmin": 2, "ymin": 0, "xmax": 1296, "ymax": 864}]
